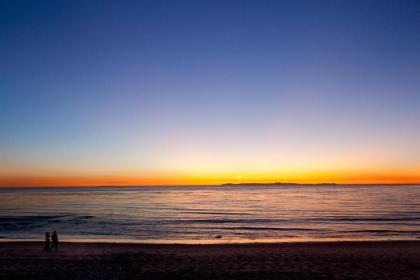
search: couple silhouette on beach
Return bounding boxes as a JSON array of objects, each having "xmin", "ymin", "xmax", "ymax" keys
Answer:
[{"xmin": 44, "ymin": 231, "xmax": 59, "ymax": 252}]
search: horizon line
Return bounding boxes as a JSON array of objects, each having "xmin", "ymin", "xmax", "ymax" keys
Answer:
[{"xmin": 1, "ymin": 182, "xmax": 420, "ymax": 188}]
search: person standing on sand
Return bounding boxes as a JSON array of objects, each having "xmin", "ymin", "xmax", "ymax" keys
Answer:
[
  {"xmin": 43, "ymin": 232, "xmax": 51, "ymax": 252},
  {"xmin": 51, "ymin": 231, "xmax": 59, "ymax": 252}
]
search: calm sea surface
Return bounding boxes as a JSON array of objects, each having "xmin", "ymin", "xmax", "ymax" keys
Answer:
[{"xmin": 0, "ymin": 185, "xmax": 419, "ymax": 243}]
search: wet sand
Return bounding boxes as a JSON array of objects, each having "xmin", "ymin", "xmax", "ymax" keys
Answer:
[{"xmin": 1, "ymin": 241, "xmax": 419, "ymax": 279}]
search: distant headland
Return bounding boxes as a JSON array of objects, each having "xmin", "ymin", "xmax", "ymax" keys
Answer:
[{"xmin": 221, "ymin": 182, "xmax": 337, "ymax": 186}]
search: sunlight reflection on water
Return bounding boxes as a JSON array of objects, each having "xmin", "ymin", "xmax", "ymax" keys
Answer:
[{"xmin": 0, "ymin": 185, "xmax": 419, "ymax": 242}]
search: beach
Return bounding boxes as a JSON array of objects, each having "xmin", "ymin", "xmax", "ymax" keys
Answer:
[{"xmin": 1, "ymin": 241, "xmax": 419, "ymax": 279}]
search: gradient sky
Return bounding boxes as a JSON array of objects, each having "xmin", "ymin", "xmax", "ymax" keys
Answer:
[{"xmin": 1, "ymin": 0, "xmax": 420, "ymax": 186}]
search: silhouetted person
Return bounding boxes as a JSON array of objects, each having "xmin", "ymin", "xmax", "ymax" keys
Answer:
[
  {"xmin": 51, "ymin": 231, "xmax": 59, "ymax": 252},
  {"xmin": 43, "ymin": 232, "xmax": 51, "ymax": 252}
]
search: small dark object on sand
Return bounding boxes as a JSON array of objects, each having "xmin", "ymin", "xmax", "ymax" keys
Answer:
[{"xmin": 215, "ymin": 235, "xmax": 222, "ymax": 239}]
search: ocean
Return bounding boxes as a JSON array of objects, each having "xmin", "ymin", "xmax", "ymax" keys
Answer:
[{"xmin": 0, "ymin": 185, "xmax": 419, "ymax": 243}]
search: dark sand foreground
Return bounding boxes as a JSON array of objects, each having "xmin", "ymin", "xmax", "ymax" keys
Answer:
[{"xmin": 1, "ymin": 241, "xmax": 420, "ymax": 279}]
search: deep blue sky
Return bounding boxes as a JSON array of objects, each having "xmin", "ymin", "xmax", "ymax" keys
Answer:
[{"xmin": 1, "ymin": 0, "xmax": 420, "ymax": 185}]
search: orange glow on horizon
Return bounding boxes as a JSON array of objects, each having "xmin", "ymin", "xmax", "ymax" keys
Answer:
[{"xmin": 1, "ymin": 169, "xmax": 420, "ymax": 187}]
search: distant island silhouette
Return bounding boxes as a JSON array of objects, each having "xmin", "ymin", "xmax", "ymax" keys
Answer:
[{"xmin": 221, "ymin": 182, "xmax": 337, "ymax": 186}]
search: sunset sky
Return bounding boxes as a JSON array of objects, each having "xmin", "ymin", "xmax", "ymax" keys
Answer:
[{"xmin": 1, "ymin": 0, "xmax": 420, "ymax": 186}]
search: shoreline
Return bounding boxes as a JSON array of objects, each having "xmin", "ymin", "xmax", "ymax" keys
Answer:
[
  {"xmin": 1, "ymin": 238, "xmax": 420, "ymax": 245},
  {"xmin": 1, "ymin": 240, "xmax": 420, "ymax": 279}
]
